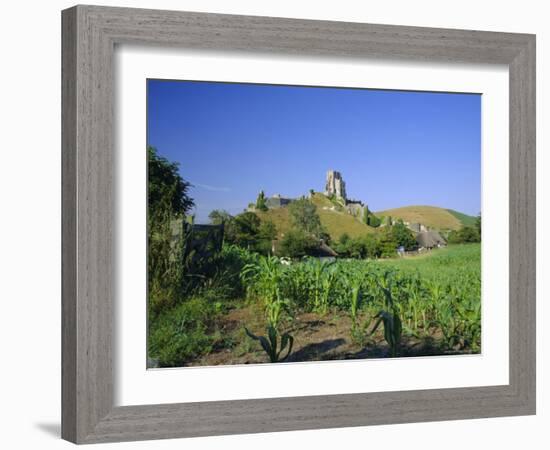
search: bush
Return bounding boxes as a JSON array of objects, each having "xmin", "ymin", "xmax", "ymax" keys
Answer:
[
  {"xmin": 367, "ymin": 213, "xmax": 381, "ymax": 227},
  {"xmin": 447, "ymin": 226, "xmax": 480, "ymax": 244},
  {"xmin": 278, "ymin": 229, "xmax": 318, "ymax": 258},
  {"xmin": 148, "ymin": 298, "xmax": 218, "ymax": 367},
  {"xmin": 334, "ymin": 233, "xmax": 381, "ymax": 259},
  {"xmin": 378, "ymin": 229, "xmax": 399, "ymax": 258},
  {"xmin": 225, "ymin": 212, "xmax": 261, "ymax": 248},
  {"xmin": 390, "ymin": 221, "xmax": 417, "ymax": 250}
]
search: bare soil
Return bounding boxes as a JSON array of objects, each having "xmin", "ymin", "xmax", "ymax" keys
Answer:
[{"xmin": 186, "ymin": 304, "xmax": 473, "ymax": 367}]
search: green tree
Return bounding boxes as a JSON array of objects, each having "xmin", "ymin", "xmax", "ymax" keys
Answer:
[
  {"xmin": 361, "ymin": 234, "xmax": 381, "ymax": 258},
  {"xmin": 448, "ymin": 225, "xmax": 481, "ymax": 244},
  {"xmin": 278, "ymin": 229, "xmax": 318, "ymax": 258},
  {"xmin": 369, "ymin": 213, "xmax": 381, "ymax": 227},
  {"xmin": 363, "ymin": 207, "xmax": 381, "ymax": 227},
  {"xmin": 378, "ymin": 228, "xmax": 399, "ymax": 258},
  {"xmin": 288, "ymin": 197, "xmax": 322, "ymax": 236},
  {"xmin": 208, "ymin": 209, "xmax": 233, "ymax": 225},
  {"xmin": 148, "ymin": 146, "xmax": 194, "ymax": 217},
  {"xmin": 339, "ymin": 233, "xmax": 351, "ymax": 246},
  {"xmin": 256, "ymin": 190, "xmax": 268, "ymax": 211},
  {"xmin": 334, "ymin": 233, "xmax": 352, "ymax": 257},
  {"xmin": 225, "ymin": 212, "xmax": 261, "ymax": 249},
  {"xmin": 256, "ymin": 220, "xmax": 278, "ymax": 254},
  {"xmin": 391, "ymin": 221, "xmax": 417, "ymax": 250},
  {"xmin": 460, "ymin": 226, "xmax": 481, "ymax": 243},
  {"xmin": 475, "ymin": 214, "xmax": 482, "ymax": 238},
  {"xmin": 147, "ymin": 146, "xmax": 194, "ymax": 316}
]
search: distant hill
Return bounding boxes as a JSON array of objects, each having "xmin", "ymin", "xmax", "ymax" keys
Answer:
[
  {"xmin": 256, "ymin": 193, "xmax": 375, "ymax": 240},
  {"xmin": 446, "ymin": 209, "xmax": 478, "ymax": 227},
  {"xmin": 375, "ymin": 205, "xmax": 476, "ymax": 231}
]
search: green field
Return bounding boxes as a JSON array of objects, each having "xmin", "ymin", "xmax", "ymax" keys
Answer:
[
  {"xmin": 149, "ymin": 243, "xmax": 481, "ymax": 367},
  {"xmin": 376, "ymin": 243, "xmax": 481, "ymax": 279}
]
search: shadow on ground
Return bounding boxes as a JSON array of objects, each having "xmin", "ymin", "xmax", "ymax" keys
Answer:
[{"xmin": 287, "ymin": 338, "xmax": 346, "ymax": 362}]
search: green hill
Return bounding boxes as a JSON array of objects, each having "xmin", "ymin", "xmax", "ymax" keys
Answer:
[
  {"xmin": 256, "ymin": 193, "xmax": 375, "ymax": 241},
  {"xmin": 375, "ymin": 205, "xmax": 475, "ymax": 231},
  {"xmin": 446, "ymin": 209, "xmax": 478, "ymax": 227}
]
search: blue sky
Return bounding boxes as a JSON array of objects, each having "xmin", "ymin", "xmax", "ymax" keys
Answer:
[{"xmin": 147, "ymin": 80, "xmax": 481, "ymax": 223}]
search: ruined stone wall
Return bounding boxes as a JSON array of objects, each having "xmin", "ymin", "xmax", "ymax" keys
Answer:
[{"xmin": 325, "ymin": 170, "xmax": 347, "ymax": 201}]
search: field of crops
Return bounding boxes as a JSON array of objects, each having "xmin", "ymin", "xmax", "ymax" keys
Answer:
[
  {"xmin": 147, "ymin": 243, "xmax": 481, "ymax": 367},
  {"xmin": 239, "ymin": 243, "xmax": 480, "ymax": 360}
]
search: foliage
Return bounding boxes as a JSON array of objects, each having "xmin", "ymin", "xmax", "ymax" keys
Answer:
[
  {"xmin": 239, "ymin": 244, "xmax": 481, "ymax": 354},
  {"xmin": 377, "ymin": 228, "xmax": 399, "ymax": 258},
  {"xmin": 244, "ymin": 325, "xmax": 294, "ymax": 363},
  {"xmin": 256, "ymin": 220, "xmax": 277, "ymax": 254},
  {"xmin": 447, "ymin": 225, "xmax": 481, "ymax": 244},
  {"xmin": 256, "ymin": 190, "xmax": 268, "ymax": 211},
  {"xmin": 208, "ymin": 209, "xmax": 233, "ymax": 225},
  {"xmin": 278, "ymin": 229, "xmax": 318, "ymax": 258},
  {"xmin": 334, "ymin": 233, "xmax": 379, "ymax": 258},
  {"xmin": 147, "ymin": 146, "xmax": 195, "ymax": 316},
  {"xmin": 241, "ymin": 255, "xmax": 292, "ymax": 327},
  {"xmin": 148, "ymin": 298, "xmax": 218, "ymax": 367},
  {"xmin": 148, "ymin": 146, "xmax": 194, "ymax": 217},
  {"xmin": 475, "ymin": 214, "xmax": 481, "ymax": 237},
  {"xmin": 368, "ymin": 213, "xmax": 381, "ymax": 227},
  {"xmin": 390, "ymin": 221, "xmax": 417, "ymax": 250},
  {"xmin": 288, "ymin": 197, "xmax": 323, "ymax": 236},
  {"xmin": 223, "ymin": 211, "xmax": 280, "ymax": 253},
  {"xmin": 225, "ymin": 212, "xmax": 261, "ymax": 248},
  {"xmin": 363, "ymin": 207, "xmax": 381, "ymax": 227},
  {"xmin": 368, "ymin": 272, "xmax": 403, "ymax": 357}
]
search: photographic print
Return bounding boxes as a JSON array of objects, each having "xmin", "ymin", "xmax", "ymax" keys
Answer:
[{"xmin": 146, "ymin": 80, "xmax": 481, "ymax": 368}]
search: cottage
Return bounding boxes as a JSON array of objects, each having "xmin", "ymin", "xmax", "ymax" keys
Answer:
[{"xmin": 416, "ymin": 230, "xmax": 446, "ymax": 249}]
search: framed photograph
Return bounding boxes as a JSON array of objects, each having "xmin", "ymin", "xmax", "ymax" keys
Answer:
[{"xmin": 62, "ymin": 5, "xmax": 536, "ymax": 444}]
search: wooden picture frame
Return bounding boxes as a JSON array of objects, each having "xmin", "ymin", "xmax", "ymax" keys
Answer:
[{"xmin": 62, "ymin": 5, "xmax": 536, "ymax": 444}]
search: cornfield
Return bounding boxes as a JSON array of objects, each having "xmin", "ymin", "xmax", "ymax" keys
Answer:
[{"xmin": 241, "ymin": 244, "xmax": 481, "ymax": 354}]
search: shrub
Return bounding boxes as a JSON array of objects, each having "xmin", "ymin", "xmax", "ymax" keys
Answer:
[
  {"xmin": 255, "ymin": 190, "xmax": 268, "ymax": 211},
  {"xmin": 278, "ymin": 229, "xmax": 318, "ymax": 258},
  {"xmin": 377, "ymin": 229, "xmax": 399, "ymax": 258},
  {"xmin": 148, "ymin": 298, "xmax": 218, "ymax": 367},
  {"xmin": 447, "ymin": 226, "xmax": 481, "ymax": 244},
  {"xmin": 390, "ymin": 221, "xmax": 417, "ymax": 250}
]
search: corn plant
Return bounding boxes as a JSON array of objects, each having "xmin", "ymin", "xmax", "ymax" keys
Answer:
[
  {"xmin": 244, "ymin": 325, "xmax": 294, "ymax": 363},
  {"xmin": 241, "ymin": 256, "xmax": 292, "ymax": 328},
  {"xmin": 349, "ymin": 281, "xmax": 365, "ymax": 345},
  {"xmin": 368, "ymin": 310, "xmax": 403, "ymax": 357},
  {"xmin": 239, "ymin": 245, "xmax": 481, "ymax": 356}
]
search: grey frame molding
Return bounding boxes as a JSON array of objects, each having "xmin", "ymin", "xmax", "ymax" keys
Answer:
[{"xmin": 62, "ymin": 5, "xmax": 536, "ymax": 444}]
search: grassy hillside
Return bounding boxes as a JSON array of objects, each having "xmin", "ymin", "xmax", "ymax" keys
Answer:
[
  {"xmin": 375, "ymin": 205, "xmax": 469, "ymax": 231},
  {"xmin": 446, "ymin": 209, "xmax": 478, "ymax": 227},
  {"xmin": 256, "ymin": 193, "xmax": 375, "ymax": 241}
]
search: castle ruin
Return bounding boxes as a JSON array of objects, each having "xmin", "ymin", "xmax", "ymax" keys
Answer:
[{"xmin": 325, "ymin": 170, "xmax": 347, "ymax": 201}]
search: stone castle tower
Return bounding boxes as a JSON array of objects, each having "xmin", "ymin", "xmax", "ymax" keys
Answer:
[{"xmin": 325, "ymin": 170, "xmax": 347, "ymax": 201}]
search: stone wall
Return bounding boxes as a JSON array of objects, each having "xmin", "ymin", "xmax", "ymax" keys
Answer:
[{"xmin": 325, "ymin": 170, "xmax": 347, "ymax": 201}]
